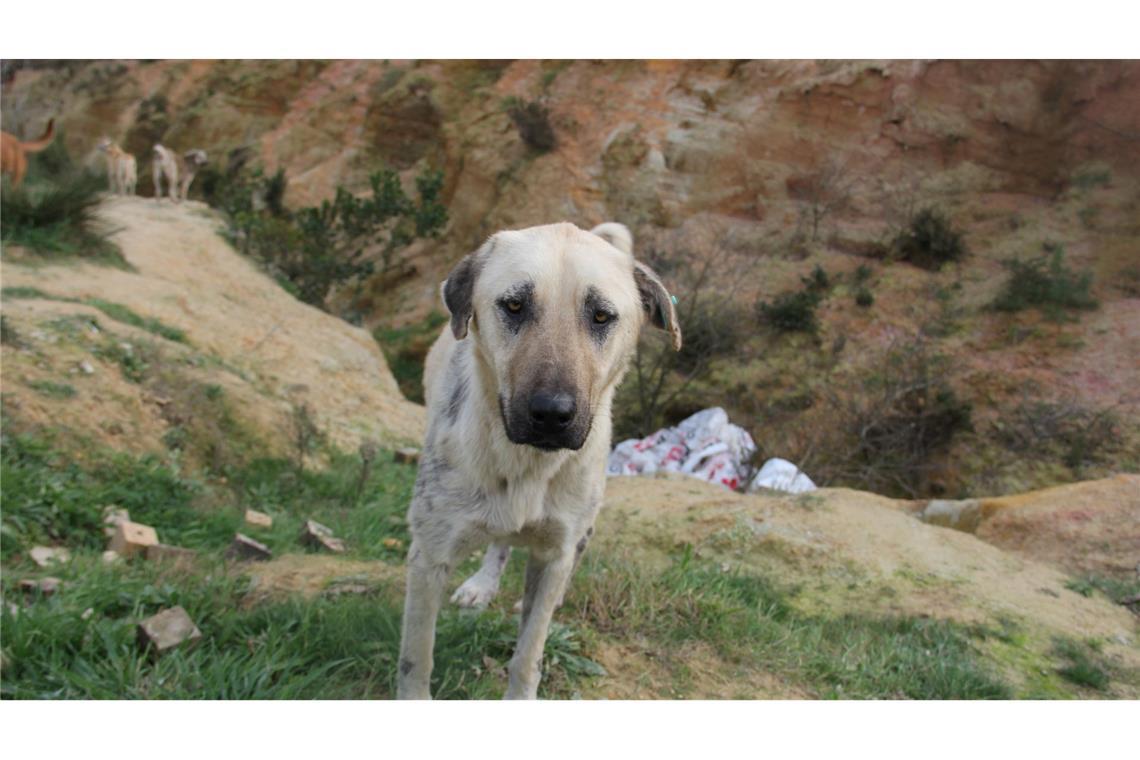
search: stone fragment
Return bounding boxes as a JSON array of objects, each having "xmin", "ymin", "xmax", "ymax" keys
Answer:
[
  {"xmin": 244, "ymin": 509, "xmax": 273, "ymax": 529},
  {"xmin": 227, "ymin": 533, "xmax": 272, "ymax": 561},
  {"xmin": 18, "ymin": 577, "xmax": 62, "ymax": 596},
  {"xmin": 29, "ymin": 546, "xmax": 71, "ymax": 568},
  {"xmin": 299, "ymin": 520, "xmax": 345, "ymax": 553},
  {"xmin": 108, "ymin": 521, "xmax": 159, "ymax": 558},
  {"xmin": 103, "ymin": 506, "xmax": 131, "ymax": 537},
  {"xmin": 137, "ymin": 606, "xmax": 202, "ymax": 654},
  {"xmin": 394, "ymin": 447, "xmax": 421, "ymax": 465}
]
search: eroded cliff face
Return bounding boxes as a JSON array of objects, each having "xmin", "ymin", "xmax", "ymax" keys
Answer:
[{"xmin": 5, "ymin": 59, "xmax": 1138, "ymax": 497}]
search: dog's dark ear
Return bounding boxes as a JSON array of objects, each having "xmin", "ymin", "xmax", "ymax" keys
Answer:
[
  {"xmin": 441, "ymin": 238, "xmax": 494, "ymax": 340},
  {"xmin": 633, "ymin": 261, "xmax": 682, "ymax": 351}
]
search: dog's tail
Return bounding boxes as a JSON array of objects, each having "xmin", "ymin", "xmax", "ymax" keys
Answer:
[{"xmin": 20, "ymin": 119, "xmax": 55, "ymax": 153}]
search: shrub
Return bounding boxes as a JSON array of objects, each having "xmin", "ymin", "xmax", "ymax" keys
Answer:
[
  {"xmin": 992, "ymin": 244, "xmax": 1097, "ymax": 320},
  {"xmin": 817, "ymin": 337, "xmax": 973, "ymax": 497},
  {"xmin": 892, "ymin": 208, "xmax": 966, "ymax": 270},
  {"xmin": 801, "ymin": 264, "xmax": 830, "ymax": 293},
  {"xmin": 503, "ymin": 97, "xmax": 556, "ymax": 152},
  {"xmin": 209, "ymin": 165, "xmax": 448, "ymax": 309},
  {"xmin": 855, "ymin": 288, "xmax": 874, "ymax": 308},
  {"xmin": 758, "ymin": 290, "xmax": 821, "ymax": 334},
  {"xmin": 994, "ymin": 397, "xmax": 1119, "ymax": 474}
]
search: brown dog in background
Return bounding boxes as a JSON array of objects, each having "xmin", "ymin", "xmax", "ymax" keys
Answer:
[{"xmin": 1, "ymin": 119, "xmax": 55, "ymax": 188}]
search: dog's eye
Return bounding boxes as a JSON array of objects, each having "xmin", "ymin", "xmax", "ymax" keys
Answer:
[
  {"xmin": 593, "ymin": 310, "xmax": 611, "ymax": 324},
  {"xmin": 505, "ymin": 299, "xmax": 523, "ymax": 314}
]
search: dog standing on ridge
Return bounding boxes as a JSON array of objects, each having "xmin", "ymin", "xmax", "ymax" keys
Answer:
[
  {"xmin": 97, "ymin": 138, "xmax": 137, "ymax": 195},
  {"xmin": 152, "ymin": 144, "xmax": 207, "ymax": 202}
]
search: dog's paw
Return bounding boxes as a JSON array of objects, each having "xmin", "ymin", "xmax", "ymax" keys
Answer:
[{"xmin": 451, "ymin": 574, "xmax": 500, "ymax": 609}]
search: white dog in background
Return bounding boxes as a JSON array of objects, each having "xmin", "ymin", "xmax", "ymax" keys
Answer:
[
  {"xmin": 97, "ymin": 138, "xmax": 137, "ymax": 195},
  {"xmin": 152, "ymin": 144, "xmax": 207, "ymax": 202}
]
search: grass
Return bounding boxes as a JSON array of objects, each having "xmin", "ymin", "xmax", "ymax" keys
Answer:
[
  {"xmin": 25, "ymin": 380, "xmax": 78, "ymax": 399},
  {"xmin": 1052, "ymin": 637, "xmax": 1112, "ymax": 691},
  {"xmin": 1065, "ymin": 574, "xmax": 1140, "ymax": 605},
  {"xmin": 563, "ymin": 547, "xmax": 1011, "ymax": 699},
  {"xmin": 1, "ymin": 287, "xmax": 187, "ymax": 344}
]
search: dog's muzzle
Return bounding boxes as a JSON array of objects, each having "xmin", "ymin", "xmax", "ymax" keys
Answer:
[{"xmin": 501, "ymin": 390, "xmax": 589, "ymax": 451}]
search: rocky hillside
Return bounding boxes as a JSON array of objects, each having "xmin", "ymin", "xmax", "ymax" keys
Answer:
[{"xmin": 3, "ymin": 59, "xmax": 1138, "ymax": 498}]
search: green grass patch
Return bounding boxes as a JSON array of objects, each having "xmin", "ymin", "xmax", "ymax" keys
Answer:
[
  {"xmin": 25, "ymin": 380, "xmax": 77, "ymax": 399},
  {"xmin": 1052, "ymin": 637, "xmax": 1112, "ymax": 691},
  {"xmin": 2, "ymin": 288, "xmax": 186, "ymax": 344},
  {"xmin": 0, "ymin": 553, "xmax": 601, "ymax": 699},
  {"xmin": 565, "ymin": 547, "xmax": 1011, "ymax": 699},
  {"xmin": 1064, "ymin": 574, "xmax": 1140, "ymax": 605}
]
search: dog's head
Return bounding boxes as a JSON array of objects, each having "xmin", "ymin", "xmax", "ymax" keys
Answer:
[
  {"xmin": 183, "ymin": 149, "xmax": 208, "ymax": 169},
  {"xmin": 442, "ymin": 222, "xmax": 681, "ymax": 451}
]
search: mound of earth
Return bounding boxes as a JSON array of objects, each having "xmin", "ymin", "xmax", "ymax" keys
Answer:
[{"xmin": 2, "ymin": 197, "xmax": 425, "ymax": 458}]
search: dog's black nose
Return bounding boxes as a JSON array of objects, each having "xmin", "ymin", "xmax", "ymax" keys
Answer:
[{"xmin": 528, "ymin": 391, "xmax": 576, "ymax": 432}]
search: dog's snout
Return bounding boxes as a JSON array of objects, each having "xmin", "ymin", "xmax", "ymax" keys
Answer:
[{"xmin": 528, "ymin": 391, "xmax": 576, "ymax": 432}]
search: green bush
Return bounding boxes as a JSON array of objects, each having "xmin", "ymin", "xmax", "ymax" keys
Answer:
[
  {"xmin": 758, "ymin": 290, "xmax": 821, "ymax": 334},
  {"xmin": 992, "ymin": 245, "xmax": 1097, "ymax": 320},
  {"xmin": 855, "ymin": 288, "xmax": 874, "ymax": 308},
  {"xmin": 211, "ymin": 165, "xmax": 448, "ymax": 308},
  {"xmin": 892, "ymin": 208, "xmax": 966, "ymax": 271}
]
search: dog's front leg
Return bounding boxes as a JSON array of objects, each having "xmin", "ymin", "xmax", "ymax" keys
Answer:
[
  {"xmin": 397, "ymin": 542, "xmax": 450, "ymax": 699},
  {"xmin": 505, "ymin": 550, "xmax": 574, "ymax": 699}
]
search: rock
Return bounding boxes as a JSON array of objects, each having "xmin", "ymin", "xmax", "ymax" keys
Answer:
[
  {"xmin": 137, "ymin": 606, "xmax": 202, "ymax": 654},
  {"xmin": 919, "ymin": 499, "xmax": 984, "ymax": 532},
  {"xmin": 102, "ymin": 505, "xmax": 131, "ymax": 537},
  {"xmin": 18, "ymin": 577, "xmax": 62, "ymax": 596},
  {"xmin": 394, "ymin": 447, "xmax": 421, "ymax": 465},
  {"xmin": 78, "ymin": 360, "xmax": 95, "ymax": 375},
  {"xmin": 299, "ymin": 520, "xmax": 345, "ymax": 553},
  {"xmin": 227, "ymin": 533, "xmax": 272, "ymax": 561},
  {"xmin": 244, "ymin": 509, "xmax": 273, "ymax": 529},
  {"xmin": 108, "ymin": 521, "xmax": 159, "ymax": 558},
  {"xmin": 102, "ymin": 550, "xmax": 123, "ymax": 565},
  {"xmin": 29, "ymin": 546, "xmax": 71, "ymax": 568},
  {"xmin": 81, "ymin": 607, "xmax": 95, "ymax": 621},
  {"xmin": 145, "ymin": 544, "xmax": 197, "ymax": 565}
]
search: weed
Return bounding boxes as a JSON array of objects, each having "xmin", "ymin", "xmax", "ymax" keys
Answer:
[
  {"xmin": 855, "ymin": 288, "xmax": 874, "ymax": 308},
  {"xmin": 1052, "ymin": 637, "xmax": 1111, "ymax": 691},
  {"xmin": 994, "ymin": 396, "xmax": 1119, "ymax": 475},
  {"xmin": 26, "ymin": 380, "xmax": 77, "ymax": 399},
  {"xmin": 992, "ymin": 244, "xmax": 1097, "ymax": 321},
  {"xmin": 758, "ymin": 290, "xmax": 820, "ymax": 334},
  {"xmin": 892, "ymin": 208, "xmax": 966, "ymax": 271},
  {"xmin": 503, "ymin": 97, "xmax": 556, "ymax": 152}
]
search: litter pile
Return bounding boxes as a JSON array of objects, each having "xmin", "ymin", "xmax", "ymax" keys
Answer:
[{"xmin": 607, "ymin": 407, "xmax": 816, "ymax": 494}]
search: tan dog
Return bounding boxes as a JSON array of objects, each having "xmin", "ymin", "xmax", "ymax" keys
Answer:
[
  {"xmin": 97, "ymin": 138, "xmax": 137, "ymax": 195},
  {"xmin": 152, "ymin": 144, "xmax": 208, "ymax": 202},
  {"xmin": 1, "ymin": 119, "xmax": 55, "ymax": 188},
  {"xmin": 397, "ymin": 222, "xmax": 681, "ymax": 700}
]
